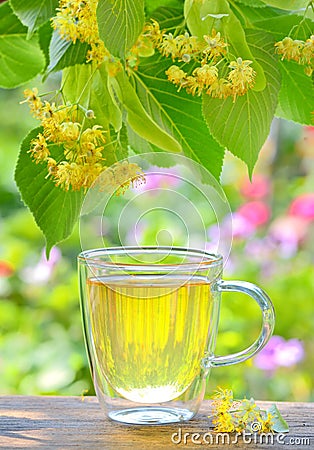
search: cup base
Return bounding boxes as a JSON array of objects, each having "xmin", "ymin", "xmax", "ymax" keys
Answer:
[{"xmin": 108, "ymin": 407, "xmax": 195, "ymax": 425}]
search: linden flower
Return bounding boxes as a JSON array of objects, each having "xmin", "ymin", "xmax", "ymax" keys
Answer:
[
  {"xmin": 53, "ymin": 0, "xmax": 107, "ymax": 65},
  {"xmin": 275, "ymin": 37, "xmax": 303, "ymax": 62},
  {"xmin": 60, "ymin": 122, "xmax": 81, "ymax": 141},
  {"xmin": 144, "ymin": 19, "xmax": 164, "ymax": 47},
  {"xmin": 212, "ymin": 411, "xmax": 235, "ymax": 433},
  {"xmin": 29, "ymin": 133, "xmax": 50, "ymax": 163},
  {"xmin": 258, "ymin": 412, "xmax": 275, "ymax": 433},
  {"xmin": 81, "ymin": 125, "xmax": 106, "ymax": 145},
  {"xmin": 193, "ymin": 64, "xmax": 218, "ymax": 89},
  {"xmin": 207, "ymin": 78, "xmax": 232, "ymax": 99},
  {"xmin": 228, "ymin": 58, "xmax": 256, "ymax": 98},
  {"xmin": 21, "ymin": 88, "xmax": 43, "ymax": 118},
  {"xmin": 203, "ymin": 30, "xmax": 228, "ymax": 61},
  {"xmin": 182, "ymin": 75, "xmax": 202, "ymax": 96},
  {"xmin": 159, "ymin": 33, "xmax": 178, "ymax": 59},
  {"xmin": 112, "ymin": 161, "xmax": 146, "ymax": 194},
  {"xmin": 166, "ymin": 65, "xmax": 187, "ymax": 89},
  {"xmin": 302, "ymin": 35, "xmax": 314, "ymax": 64}
]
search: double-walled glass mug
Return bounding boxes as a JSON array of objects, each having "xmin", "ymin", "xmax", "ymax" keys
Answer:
[{"xmin": 78, "ymin": 246, "xmax": 275, "ymax": 425}]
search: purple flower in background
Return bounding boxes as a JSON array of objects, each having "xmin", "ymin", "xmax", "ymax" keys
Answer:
[
  {"xmin": 21, "ymin": 247, "xmax": 62, "ymax": 284},
  {"xmin": 269, "ymin": 216, "xmax": 309, "ymax": 258},
  {"xmin": 231, "ymin": 212, "xmax": 256, "ymax": 239},
  {"xmin": 254, "ymin": 335, "xmax": 304, "ymax": 372}
]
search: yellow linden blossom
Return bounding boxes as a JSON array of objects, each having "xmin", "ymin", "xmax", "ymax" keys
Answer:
[
  {"xmin": 166, "ymin": 65, "xmax": 186, "ymax": 84},
  {"xmin": 144, "ymin": 19, "xmax": 164, "ymax": 47},
  {"xmin": 166, "ymin": 64, "xmax": 218, "ymax": 96},
  {"xmin": 29, "ymin": 133, "xmax": 50, "ymax": 163},
  {"xmin": 159, "ymin": 32, "xmax": 200, "ymax": 62},
  {"xmin": 207, "ymin": 78, "xmax": 232, "ymax": 99},
  {"xmin": 52, "ymin": 0, "xmax": 109, "ymax": 65},
  {"xmin": 193, "ymin": 65, "xmax": 218, "ymax": 89},
  {"xmin": 302, "ymin": 35, "xmax": 314, "ymax": 64},
  {"xmin": 275, "ymin": 36, "xmax": 303, "ymax": 62},
  {"xmin": 203, "ymin": 30, "xmax": 228, "ymax": 62},
  {"xmin": 228, "ymin": 58, "xmax": 256, "ymax": 100},
  {"xmin": 275, "ymin": 35, "xmax": 314, "ymax": 76},
  {"xmin": 212, "ymin": 411, "xmax": 235, "ymax": 433},
  {"xmin": 258, "ymin": 412, "xmax": 275, "ymax": 433},
  {"xmin": 22, "ymin": 88, "xmax": 146, "ymax": 193},
  {"xmin": 97, "ymin": 162, "xmax": 145, "ymax": 194}
]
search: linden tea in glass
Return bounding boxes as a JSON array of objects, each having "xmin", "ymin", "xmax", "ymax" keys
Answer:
[{"xmin": 78, "ymin": 247, "xmax": 274, "ymax": 425}]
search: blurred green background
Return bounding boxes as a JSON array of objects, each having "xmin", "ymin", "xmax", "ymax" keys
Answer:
[{"xmin": 0, "ymin": 81, "xmax": 313, "ymax": 401}]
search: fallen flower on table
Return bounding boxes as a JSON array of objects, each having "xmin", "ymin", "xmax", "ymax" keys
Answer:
[{"xmin": 209, "ymin": 387, "xmax": 289, "ymax": 434}]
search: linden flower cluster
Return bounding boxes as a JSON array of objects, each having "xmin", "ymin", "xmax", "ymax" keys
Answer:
[
  {"xmin": 52, "ymin": 0, "xmax": 108, "ymax": 65},
  {"xmin": 210, "ymin": 388, "xmax": 276, "ymax": 434},
  {"xmin": 22, "ymin": 88, "xmax": 145, "ymax": 192},
  {"xmin": 145, "ymin": 21, "xmax": 256, "ymax": 101},
  {"xmin": 275, "ymin": 35, "xmax": 314, "ymax": 76}
]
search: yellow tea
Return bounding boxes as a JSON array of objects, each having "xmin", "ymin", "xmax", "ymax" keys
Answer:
[{"xmin": 87, "ymin": 275, "xmax": 214, "ymax": 403}]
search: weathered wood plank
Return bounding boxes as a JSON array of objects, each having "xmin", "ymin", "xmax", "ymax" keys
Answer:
[{"xmin": 0, "ymin": 397, "xmax": 313, "ymax": 449}]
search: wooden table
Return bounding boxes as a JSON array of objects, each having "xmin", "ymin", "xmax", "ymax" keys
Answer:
[{"xmin": 0, "ymin": 396, "xmax": 313, "ymax": 449}]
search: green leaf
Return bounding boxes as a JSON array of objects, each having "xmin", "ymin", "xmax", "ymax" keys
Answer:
[
  {"xmin": 114, "ymin": 69, "xmax": 182, "ymax": 153},
  {"xmin": 254, "ymin": 15, "xmax": 313, "ymax": 40},
  {"xmin": 63, "ymin": 63, "xmax": 122, "ymax": 132},
  {"xmin": 132, "ymin": 55, "xmax": 225, "ymax": 180},
  {"xmin": 234, "ymin": 0, "xmax": 266, "ymax": 6},
  {"xmin": 202, "ymin": 30, "xmax": 280, "ymax": 175},
  {"xmin": 145, "ymin": 0, "xmax": 183, "ymax": 15},
  {"xmin": 260, "ymin": 0, "xmax": 308, "ymax": 10},
  {"xmin": 48, "ymin": 30, "xmax": 89, "ymax": 72},
  {"xmin": 15, "ymin": 127, "xmax": 84, "ymax": 254},
  {"xmin": 267, "ymin": 404, "xmax": 289, "ymax": 433},
  {"xmin": 231, "ymin": 3, "xmax": 283, "ymax": 23},
  {"xmin": 0, "ymin": 3, "xmax": 45, "ymax": 88},
  {"xmin": 38, "ymin": 20, "xmax": 53, "ymax": 70},
  {"xmin": 276, "ymin": 61, "xmax": 314, "ymax": 125},
  {"xmin": 97, "ymin": 0, "xmax": 145, "ymax": 58},
  {"xmin": 150, "ymin": 7, "xmax": 184, "ymax": 29},
  {"xmin": 10, "ymin": 0, "xmax": 58, "ymax": 35}
]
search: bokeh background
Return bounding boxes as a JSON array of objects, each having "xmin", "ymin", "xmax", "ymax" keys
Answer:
[{"xmin": 0, "ymin": 79, "xmax": 313, "ymax": 401}]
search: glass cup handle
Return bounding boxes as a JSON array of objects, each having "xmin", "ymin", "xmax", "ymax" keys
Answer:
[{"xmin": 210, "ymin": 280, "xmax": 275, "ymax": 367}]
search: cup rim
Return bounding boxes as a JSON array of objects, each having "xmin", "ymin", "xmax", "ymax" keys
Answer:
[{"xmin": 78, "ymin": 246, "xmax": 223, "ymax": 270}]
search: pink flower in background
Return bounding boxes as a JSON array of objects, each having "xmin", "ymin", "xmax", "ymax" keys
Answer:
[
  {"xmin": 135, "ymin": 167, "xmax": 181, "ymax": 193},
  {"xmin": 270, "ymin": 216, "xmax": 309, "ymax": 258},
  {"xmin": 237, "ymin": 201, "xmax": 270, "ymax": 227},
  {"xmin": 231, "ymin": 212, "xmax": 256, "ymax": 238},
  {"xmin": 21, "ymin": 247, "xmax": 62, "ymax": 284},
  {"xmin": 254, "ymin": 335, "xmax": 304, "ymax": 372},
  {"xmin": 289, "ymin": 193, "xmax": 314, "ymax": 221},
  {"xmin": 240, "ymin": 174, "xmax": 270, "ymax": 199}
]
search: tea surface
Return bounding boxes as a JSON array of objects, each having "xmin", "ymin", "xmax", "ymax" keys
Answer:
[{"xmin": 87, "ymin": 275, "xmax": 214, "ymax": 403}]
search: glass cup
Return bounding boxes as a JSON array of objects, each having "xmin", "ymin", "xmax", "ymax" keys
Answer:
[{"xmin": 78, "ymin": 246, "xmax": 275, "ymax": 425}]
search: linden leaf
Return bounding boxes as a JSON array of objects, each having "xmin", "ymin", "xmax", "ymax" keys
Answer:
[
  {"xmin": 48, "ymin": 30, "xmax": 89, "ymax": 73},
  {"xmin": 132, "ymin": 55, "xmax": 225, "ymax": 180},
  {"xmin": 15, "ymin": 127, "xmax": 84, "ymax": 255},
  {"xmin": 276, "ymin": 60, "xmax": 314, "ymax": 125},
  {"xmin": 0, "ymin": 3, "xmax": 45, "ymax": 88},
  {"xmin": 267, "ymin": 405, "xmax": 289, "ymax": 433},
  {"xmin": 10, "ymin": 0, "xmax": 58, "ymax": 35},
  {"xmin": 97, "ymin": 0, "xmax": 145, "ymax": 58},
  {"xmin": 202, "ymin": 30, "xmax": 281, "ymax": 175},
  {"xmin": 260, "ymin": 0, "xmax": 308, "ymax": 10}
]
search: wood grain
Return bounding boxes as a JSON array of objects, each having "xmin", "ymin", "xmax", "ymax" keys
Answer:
[{"xmin": 0, "ymin": 397, "xmax": 313, "ymax": 449}]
